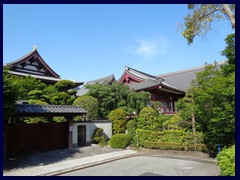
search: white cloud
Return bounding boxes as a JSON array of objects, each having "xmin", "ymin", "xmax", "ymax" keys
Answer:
[{"xmin": 134, "ymin": 35, "xmax": 169, "ymax": 59}]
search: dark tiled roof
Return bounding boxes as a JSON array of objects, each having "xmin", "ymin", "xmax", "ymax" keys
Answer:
[
  {"xmin": 127, "ymin": 80, "xmax": 185, "ymax": 94},
  {"xmin": 86, "ymin": 74, "xmax": 116, "ymax": 85},
  {"xmin": 122, "ymin": 66, "xmax": 163, "ymax": 82},
  {"xmin": 158, "ymin": 61, "xmax": 226, "ymax": 91},
  {"xmin": 127, "ymin": 80, "xmax": 161, "ymax": 91},
  {"xmin": 8, "ymin": 70, "xmax": 84, "ymax": 87},
  {"xmin": 6, "ymin": 49, "xmax": 60, "ymax": 78},
  {"xmin": 76, "ymin": 74, "xmax": 116, "ymax": 96},
  {"xmin": 15, "ymin": 104, "xmax": 87, "ymax": 116}
]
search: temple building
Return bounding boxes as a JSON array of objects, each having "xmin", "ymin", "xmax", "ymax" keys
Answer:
[
  {"xmin": 118, "ymin": 66, "xmax": 185, "ymax": 114},
  {"xmin": 4, "ymin": 46, "xmax": 83, "ymax": 89},
  {"xmin": 117, "ymin": 62, "xmax": 225, "ymax": 114}
]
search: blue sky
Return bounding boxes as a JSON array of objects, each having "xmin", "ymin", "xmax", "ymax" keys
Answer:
[{"xmin": 3, "ymin": 4, "xmax": 234, "ymax": 83}]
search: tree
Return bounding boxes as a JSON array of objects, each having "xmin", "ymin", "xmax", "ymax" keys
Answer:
[
  {"xmin": 191, "ymin": 64, "xmax": 235, "ymax": 154},
  {"xmin": 221, "ymin": 33, "xmax": 235, "ymax": 75},
  {"xmin": 86, "ymin": 83, "xmax": 150, "ymax": 118},
  {"xmin": 176, "ymin": 90, "xmax": 198, "ymax": 150},
  {"xmin": 73, "ymin": 96, "xmax": 99, "ymax": 120},
  {"xmin": 182, "ymin": 4, "xmax": 235, "ymax": 44}
]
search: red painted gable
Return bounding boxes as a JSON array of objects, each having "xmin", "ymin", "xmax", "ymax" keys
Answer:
[{"xmin": 118, "ymin": 72, "xmax": 144, "ymax": 84}]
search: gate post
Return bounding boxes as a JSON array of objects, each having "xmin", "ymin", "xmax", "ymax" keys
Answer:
[{"xmin": 66, "ymin": 116, "xmax": 73, "ymax": 149}]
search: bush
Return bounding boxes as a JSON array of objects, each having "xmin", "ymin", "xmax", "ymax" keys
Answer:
[
  {"xmin": 92, "ymin": 128, "xmax": 106, "ymax": 145},
  {"xmin": 134, "ymin": 129, "xmax": 206, "ymax": 152},
  {"xmin": 217, "ymin": 145, "xmax": 235, "ymax": 176},
  {"xmin": 126, "ymin": 120, "xmax": 138, "ymax": 145},
  {"xmin": 138, "ymin": 107, "xmax": 160, "ymax": 130},
  {"xmin": 109, "ymin": 108, "xmax": 127, "ymax": 134},
  {"xmin": 144, "ymin": 141, "xmax": 183, "ymax": 150},
  {"xmin": 143, "ymin": 141, "xmax": 207, "ymax": 151},
  {"xmin": 73, "ymin": 96, "xmax": 98, "ymax": 120},
  {"xmin": 110, "ymin": 134, "xmax": 131, "ymax": 149}
]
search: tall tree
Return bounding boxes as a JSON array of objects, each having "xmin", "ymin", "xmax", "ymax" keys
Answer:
[
  {"xmin": 182, "ymin": 4, "xmax": 235, "ymax": 44},
  {"xmin": 221, "ymin": 33, "xmax": 235, "ymax": 75},
  {"xmin": 176, "ymin": 89, "xmax": 197, "ymax": 150},
  {"xmin": 191, "ymin": 64, "xmax": 235, "ymax": 154}
]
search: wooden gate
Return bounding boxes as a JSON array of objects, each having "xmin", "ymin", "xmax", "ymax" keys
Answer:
[
  {"xmin": 7, "ymin": 122, "xmax": 68, "ymax": 156},
  {"xmin": 78, "ymin": 125, "xmax": 86, "ymax": 146}
]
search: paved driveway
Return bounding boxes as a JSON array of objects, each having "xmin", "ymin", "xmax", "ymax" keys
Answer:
[{"xmin": 60, "ymin": 154, "xmax": 220, "ymax": 176}]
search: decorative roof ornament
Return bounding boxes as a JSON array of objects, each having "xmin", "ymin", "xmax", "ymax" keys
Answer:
[{"xmin": 33, "ymin": 45, "xmax": 37, "ymax": 50}]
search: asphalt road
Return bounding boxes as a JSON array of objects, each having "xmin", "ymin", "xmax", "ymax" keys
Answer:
[{"xmin": 60, "ymin": 154, "xmax": 220, "ymax": 176}]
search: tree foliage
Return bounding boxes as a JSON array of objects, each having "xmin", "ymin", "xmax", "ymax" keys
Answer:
[
  {"xmin": 109, "ymin": 108, "xmax": 127, "ymax": 134},
  {"xmin": 137, "ymin": 107, "xmax": 160, "ymax": 131},
  {"xmin": 182, "ymin": 4, "xmax": 235, "ymax": 44},
  {"xmin": 178, "ymin": 63, "xmax": 235, "ymax": 154},
  {"xmin": 86, "ymin": 83, "xmax": 150, "ymax": 118},
  {"xmin": 3, "ymin": 71, "xmax": 18, "ymax": 120},
  {"xmin": 3, "ymin": 71, "xmax": 79, "ymax": 123},
  {"xmin": 73, "ymin": 96, "xmax": 98, "ymax": 120},
  {"xmin": 221, "ymin": 33, "xmax": 235, "ymax": 75}
]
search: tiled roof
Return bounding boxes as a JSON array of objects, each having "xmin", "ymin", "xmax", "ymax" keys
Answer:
[
  {"xmin": 158, "ymin": 61, "xmax": 226, "ymax": 91},
  {"xmin": 127, "ymin": 80, "xmax": 161, "ymax": 91},
  {"xmin": 76, "ymin": 74, "xmax": 116, "ymax": 96},
  {"xmin": 6, "ymin": 49, "xmax": 60, "ymax": 78},
  {"xmin": 121, "ymin": 66, "xmax": 163, "ymax": 82},
  {"xmin": 86, "ymin": 74, "xmax": 116, "ymax": 85},
  {"xmin": 8, "ymin": 70, "xmax": 84, "ymax": 87},
  {"xmin": 127, "ymin": 80, "xmax": 185, "ymax": 94},
  {"xmin": 15, "ymin": 104, "xmax": 87, "ymax": 116}
]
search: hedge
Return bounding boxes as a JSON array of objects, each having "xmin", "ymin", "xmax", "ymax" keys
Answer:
[
  {"xmin": 217, "ymin": 145, "xmax": 235, "ymax": 176},
  {"xmin": 110, "ymin": 133, "xmax": 131, "ymax": 149},
  {"xmin": 143, "ymin": 141, "xmax": 207, "ymax": 151},
  {"xmin": 135, "ymin": 129, "xmax": 206, "ymax": 152}
]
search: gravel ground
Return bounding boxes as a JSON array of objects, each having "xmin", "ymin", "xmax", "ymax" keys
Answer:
[
  {"xmin": 4, "ymin": 145, "xmax": 214, "ymax": 174},
  {"xmin": 4, "ymin": 144, "xmax": 123, "ymax": 172}
]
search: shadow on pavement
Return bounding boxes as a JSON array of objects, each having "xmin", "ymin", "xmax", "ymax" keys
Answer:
[{"xmin": 4, "ymin": 147, "xmax": 84, "ymax": 171}]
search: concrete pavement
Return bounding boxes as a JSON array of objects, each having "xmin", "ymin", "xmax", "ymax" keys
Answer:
[{"xmin": 3, "ymin": 149, "xmax": 139, "ymax": 176}]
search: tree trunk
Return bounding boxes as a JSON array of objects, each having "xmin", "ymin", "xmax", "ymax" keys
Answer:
[
  {"xmin": 221, "ymin": 4, "xmax": 235, "ymax": 28},
  {"xmin": 192, "ymin": 112, "xmax": 197, "ymax": 151}
]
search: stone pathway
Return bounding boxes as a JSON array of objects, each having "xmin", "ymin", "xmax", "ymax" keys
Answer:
[{"xmin": 4, "ymin": 144, "xmax": 123, "ymax": 173}]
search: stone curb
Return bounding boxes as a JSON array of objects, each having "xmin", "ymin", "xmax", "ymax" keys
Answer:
[{"xmin": 41, "ymin": 152, "xmax": 145, "ymax": 176}]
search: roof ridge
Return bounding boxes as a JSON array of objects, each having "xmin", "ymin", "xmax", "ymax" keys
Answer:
[
  {"xmin": 86, "ymin": 74, "xmax": 115, "ymax": 84},
  {"xmin": 125, "ymin": 66, "xmax": 163, "ymax": 81},
  {"xmin": 158, "ymin": 61, "xmax": 226, "ymax": 77},
  {"xmin": 6, "ymin": 49, "xmax": 36, "ymax": 66}
]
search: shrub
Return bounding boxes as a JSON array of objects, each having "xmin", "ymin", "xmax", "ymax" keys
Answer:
[
  {"xmin": 135, "ymin": 129, "xmax": 206, "ymax": 152},
  {"xmin": 144, "ymin": 141, "xmax": 183, "ymax": 150},
  {"xmin": 137, "ymin": 107, "xmax": 160, "ymax": 130},
  {"xmin": 217, "ymin": 145, "xmax": 235, "ymax": 176},
  {"xmin": 109, "ymin": 108, "xmax": 127, "ymax": 134},
  {"xmin": 73, "ymin": 96, "xmax": 98, "ymax": 120},
  {"xmin": 110, "ymin": 134, "xmax": 131, "ymax": 149},
  {"xmin": 127, "ymin": 120, "xmax": 137, "ymax": 145},
  {"xmin": 92, "ymin": 128, "xmax": 106, "ymax": 143}
]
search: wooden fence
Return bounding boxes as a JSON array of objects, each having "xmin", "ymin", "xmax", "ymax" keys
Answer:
[{"xmin": 7, "ymin": 122, "xmax": 67, "ymax": 156}]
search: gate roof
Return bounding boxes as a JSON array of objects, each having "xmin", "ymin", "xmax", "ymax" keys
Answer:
[{"xmin": 14, "ymin": 104, "xmax": 87, "ymax": 117}]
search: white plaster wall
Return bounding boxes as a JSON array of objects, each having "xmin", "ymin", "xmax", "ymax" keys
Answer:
[{"xmin": 72, "ymin": 120, "xmax": 112, "ymax": 146}]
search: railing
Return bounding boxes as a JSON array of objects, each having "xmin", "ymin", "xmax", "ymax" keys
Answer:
[{"xmin": 158, "ymin": 106, "xmax": 179, "ymax": 115}]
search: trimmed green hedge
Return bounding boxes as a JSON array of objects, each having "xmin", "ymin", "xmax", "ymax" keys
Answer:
[
  {"xmin": 143, "ymin": 141, "xmax": 207, "ymax": 151},
  {"xmin": 135, "ymin": 129, "xmax": 207, "ymax": 152},
  {"xmin": 217, "ymin": 145, "xmax": 235, "ymax": 176},
  {"xmin": 110, "ymin": 133, "xmax": 131, "ymax": 149}
]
